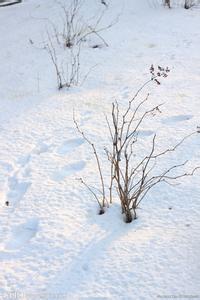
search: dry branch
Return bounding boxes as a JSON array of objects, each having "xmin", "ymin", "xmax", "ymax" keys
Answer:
[{"xmin": 73, "ymin": 113, "xmax": 108, "ymax": 213}]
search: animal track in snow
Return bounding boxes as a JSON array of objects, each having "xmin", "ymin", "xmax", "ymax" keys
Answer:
[
  {"xmin": 57, "ymin": 138, "xmax": 84, "ymax": 155},
  {"xmin": 5, "ymin": 218, "xmax": 39, "ymax": 250},
  {"xmin": 2, "ymin": 141, "xmax": 50, "ymax": 207},
  {"xmin": 80, "ymin": 110, "xmax": 93, "ymax": 126},
  {"xmin": 0, "ymin": 161, "xmax": 13, "ymax": 173},
  {"xmin": 33, "ymin": 140, "xmax": 52, "ymax": 155},
  {"xmin": 162, "ymin": 114, "xmax": 193, "ymax": 125},
  {"xmin": 138, "ymin": 130, "xmax": 154, "ymax": 138},
  {"xmin": 52, "ymin": 161, "xmax": 86, "ymax": 181},
  {"xmin": 6, "ymin": 174, "xmax": 31, "ymax": 206},
  {"xmin": 17, "ymin": 154, "xmax": 31, "ymax": 167}
]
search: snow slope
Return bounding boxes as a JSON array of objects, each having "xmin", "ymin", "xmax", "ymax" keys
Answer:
[{"xmin": 0, "ymin": 0, "xmax": 200, "ymax": 299}]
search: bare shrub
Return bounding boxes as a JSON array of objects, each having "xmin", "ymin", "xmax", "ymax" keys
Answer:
[
  {"xmin": 45, "ymin": 0, "xmax": 117, "ymax": 89},
  {"xmin": 75, "ymin": 66, "xmax": 199, "ymax": 222},
  {"xmin": 46, "ymin": 31, "xmax": 81, "ymax": 89},
  {"xmin": 53, "ymin": 0, "xmax": 84, "ymax": 48},
  {"xmin": 105, "ymin": 66, "xmax": 199, "ymax": 222},
  {"xmin": 50, "ymin": 0, "xmax": 117, "ymax": 49}
]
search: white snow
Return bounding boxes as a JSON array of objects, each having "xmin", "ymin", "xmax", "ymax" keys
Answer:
[{"xmin": 0, "ymin": 0, "xmax": 200, "ymax": 299}]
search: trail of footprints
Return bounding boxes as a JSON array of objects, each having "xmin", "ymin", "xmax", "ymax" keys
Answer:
[
  {"xmin": 1, "ymin": 138, "xmax": 86, "ymax": 207},
  {"xmin": 0, "ymin": 159, "xmax": 37, "ymax": 250},
  {"xmin": 1, "ymin": 140, "xmax": 52, "ymax": 210},
  {"xmin": 0, "ymin": 137, "xmax": 85, "ymax": 250}
]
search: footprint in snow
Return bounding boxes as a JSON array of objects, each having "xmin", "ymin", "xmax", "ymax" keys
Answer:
[
  {"xmin": 5, "ymin": 218, "xmax": 39, "ymax": 250},
  {"xmin": 80, "ymin": 111, "xmax": 93, "ymax": 126},
  {"xmin": 33, "ymin": 140, "xmax": 52, "ymax": 155},
  {"xmin": 162, "ymin": 114, "xmax": 193, "ymax": 125},
  {"xmin": 6, "ymin": 175, "xmax": 31, "ymax": 206},
  {"xmin": 16, "ymin": 141, "xmax": 52, "ymax": 172},
  {"xmin": 57, "ymin": 138, "xmax": 84, "ymax": 155},
  {"xmin": 52, "ymin": 161, "xmax": 86, "ymax": 181},
  {"xmin": 17, "ymin": 154, "xmax": 31, "ymax": 167},
  {"xmin": 0, "ymin": 161, "xmax": 13, "ymax": 173},
  {"xmin": 138, "ymin": 130, "xmax": 154, "ymax": 138}
]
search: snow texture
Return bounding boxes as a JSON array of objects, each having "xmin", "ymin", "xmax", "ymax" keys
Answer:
[{"xmin": 0, "ymin": 0, "xmax": 200, "ymax": 299}]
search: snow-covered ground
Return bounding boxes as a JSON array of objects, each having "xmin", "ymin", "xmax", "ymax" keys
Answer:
[{"xmin": 0, "ymin": 0, "xmax": 200, "ymax": 299}]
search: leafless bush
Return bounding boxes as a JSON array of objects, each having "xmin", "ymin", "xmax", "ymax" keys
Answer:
[
  {"xmin": 52, "ymin": 0, "xmax": 84, "ymax": 48},
  {"xmin": 74, "ymin": 66, "xmax": 199, "ymax": 222},
  {"xmin": 45, "ymin": 0, "xmax": 117, "ymax": 89},
  {"xmin": 50, "ymin": 0, "xmax": 117, "ymax": 49},
  {"xmin": 46, "ymin": 31, "xmax": 81, "ymax": 89},
  {"xmin": 105, "ymin": 66, "xmax": 199, "ymax": 222}
]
